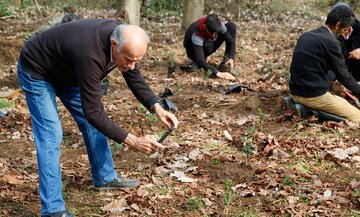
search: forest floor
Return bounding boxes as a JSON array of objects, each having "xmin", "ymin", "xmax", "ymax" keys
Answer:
[{"xmin": 2, "ymin": 2, "xmax": 360, "ymax": 217}]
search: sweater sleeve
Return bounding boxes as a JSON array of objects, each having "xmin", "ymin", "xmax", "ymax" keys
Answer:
[
  {"xmin": 122, "ymin": 64, "xmax": 159, "ymax": 111},
  {"xmin": 329, "ymin": 39, "xmax": 360, "ymax": 96},
  {"xmin": 192, "ymin": 45, "xmax": 219, "ymax": 76},
  {"xmin": 223, "ymin": 31, "xmax": 236, "ymax": 59},
  {"xmin": 75, "ymin": 55, "xmax": 129, "ymax": 143}
]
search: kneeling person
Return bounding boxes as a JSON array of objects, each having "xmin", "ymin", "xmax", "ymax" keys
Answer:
[{"xmin": 289, "ymin": 6, "xmax": 360, "ymax": 121}]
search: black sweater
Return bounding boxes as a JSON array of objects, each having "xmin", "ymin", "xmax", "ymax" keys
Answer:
[
  {"xmin": 183, "ymin": 19, "xmax": 235, "ymax": 75},
  {"xmin": 289, "ymin": 26, "xmax": 360, "ymax": 97},
  {"xmin": 20, "ymin": 19, "xmax": 158, "ymax": 143}
]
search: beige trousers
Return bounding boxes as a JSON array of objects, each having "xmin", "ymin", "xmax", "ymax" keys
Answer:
[{"xmin": 292, "ymin": 92, "xmax": 360, "ymax": 121}]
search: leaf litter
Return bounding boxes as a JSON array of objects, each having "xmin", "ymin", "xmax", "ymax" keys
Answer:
[{"xmin": 1, "ymin": 2, "xmax": 360, "ymax": 216}]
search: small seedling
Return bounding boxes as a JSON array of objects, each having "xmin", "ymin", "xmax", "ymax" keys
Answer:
[
  {"xmin": 282, "ymin": 176, "xmax": 293, "ymax": 186},
  {"xmin": 146, "ymin": 113, "xmax": 158, "ymax": 125},
  {"xmin": 205, "ymin": 69, "xmax": 213, "ymax": 78},
  {"xmin": 111, "ymin": 142, "xmax": 123, "ymax": 153},
  {"xmin": 353, "ymin": 188, "xmax": 360, "ymax": 199},
  {"xmin": 256, "ymin": 108, "xmax": 265, "ymax": 130},
  {"xmin": 299, "ymin": 195, "xmax": 309, "ymax": 204},
  {"xmin": 137, "ymin": 103, "xmax": 146, "ymax": 113},
  {"xmin": 157, "ymin": 186, "xmax": 168, "ymax": 195},
  {"xmin": 174, "ymin": 82, "xmax": 183, "ymax": 92},
  {"xmin": 241, "ymin": 126, "xmax": 257, "ymax": 158},
  {"xmin": 186, "ymin": 197, "xmax": 204, "ymax": 210},
  {"xmin": 223, "ymin": 178, "xmax": 234, "ymax": 206},
  {"xmin": 291, "ymin": 162, "xmax": 310, "ymax": 174},
  {"xmin": 211, "ymin": 159, "xmax": 220, "ymax": 165}
]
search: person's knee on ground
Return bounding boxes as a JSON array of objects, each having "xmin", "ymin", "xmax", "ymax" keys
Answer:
[{"xmin": 293, "ymin": 93, "xmax": 360, "ymax": 121}]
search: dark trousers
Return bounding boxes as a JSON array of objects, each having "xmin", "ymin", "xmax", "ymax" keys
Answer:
[{"xmin": 185, "ymin": 22, "xmax": 236, "ymax": 61}]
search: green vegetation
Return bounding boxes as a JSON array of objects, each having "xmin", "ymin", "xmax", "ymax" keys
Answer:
[
  {"xmin": 146, "ymin": 113, "xmax": 158, "ymax": 125},
  {"xmin": 157, "ymin": 186, "xmax": 169, "ymax": 195},
  {"xmin": 137, "ymin": 103, "xmax": 146, "ymax": 113},
  {"xmin": 256, "ymin": 108, "xmax": 265, "ymax": 131},
  {"xmin": 156, "ymin": 129, "xmax": 166, "ymax": 138},
  {"xmin": 211, "ymin": 159, "xmax": 220, "ymax": 165},
  {"xmin": 174, "ymin": 82, "xmax": 183, "ymax": 92},
  {"xmin": 0, "ymin": 100, "xmax": 15, "ymax": 109},
  {"xmin": 282, "ymin": 176, "xmax": 293, "ymax": 186},
  {"xmin": 205, "ymin": 69, "xmax": 213, "ymax": 79},
  {"xmin": 111, "ymin": 142, "xmax": 124, "ymax": 153},
  {"xmin": 204, "ymin": 142, "xmax": 220, "ymax": 151},
  {"xmin": 186, "ymin": 197, "xmax": 204, "ymax": 210},
  {"xmin": 353, "ymin": 188, "xmax": 360, "ymax": 199},
  {"xmin": 223, "ymin": 178, "xmax": 234, "ymax": 206},
  {"xmin": 297, "ymin": 195, "xmax": 308, "ymax": 204},
  {"xmin": 291, "ymin": 161, "xmax": 310, "ymax": 174},
  {"xmin": 241, "ymin": 126, "xmax": 256, "ymax": 156}
]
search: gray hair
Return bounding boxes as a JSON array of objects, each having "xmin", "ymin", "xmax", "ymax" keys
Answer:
[{"xmin": 110, "ymin": 24, "xmax": 150, "ymax": 52}]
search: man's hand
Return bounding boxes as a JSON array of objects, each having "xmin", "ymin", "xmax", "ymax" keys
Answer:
[
  {"xmin": 152, "ymin": 103, "xmax": 179, "ymax": 129},
  {"xmin": 124, "ymin": 133, "xmax": 165, "ymax": 154},
  {"xmin": 225, "ymin": 58, "xmax": 234, "ymax": 70},
  {"xmin": 216, "ymin": 72, "xmax": 236, "ymax": 80},
  {"xmin": 349, "ymin": 48, "xmax": 360, "ymax": 60}
]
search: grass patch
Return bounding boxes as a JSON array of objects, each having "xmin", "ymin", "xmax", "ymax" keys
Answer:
[
  {"xmin": 353, "ymin": 188, "xmax": 360, "ymax": 199},
  {"xmin": 185, "ymin": 197, "xmax": 204, "ymax": 211},
  {"xmin": 282, "ymin": 176, "xmax": 293, "ymax": 186},
  {"xmin": 157, "ymin": 186, "xmax": 168, "ymax": 195},
  {"xmin": 291, "ymin": 161, "xmax": 310, "ymax": 174},
  {"xmin": 146, "ymin": 113, "xmax": 158, "ymax": 125},
  {"xmin": 137, "ymin": 103, "xmax": 146, "ymax": 113},
  {"xmin": 0, "ymin": 100, "xmax": 15, "ymax": 109},
  {"xmin": 156, "ymin": 129, "xmax": 166, "ymax": 138},
  {"xmin": 204, "ymin": 142, "xmax": 220, "ymax": 151},
  {"xmin": 211, "ymin": 159, "xmax": 220, "ymax": 165},
  {"xmin": 111, "ymin": 142, "xmax": 124, "ymax": 153}
]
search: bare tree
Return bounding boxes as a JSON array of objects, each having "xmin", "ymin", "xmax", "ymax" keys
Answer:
[
  {"xmin": 182, "ymin": 0, "xmax": 204, "ymax": 31},
  {"xmin": 117, "ymin": 0, "xmax": 141, "ymax": 26}
]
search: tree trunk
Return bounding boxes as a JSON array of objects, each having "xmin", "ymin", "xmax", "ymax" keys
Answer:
[
  {"xmin": 13, "ymin": 0, "xmax": 21, "ymax": 7},
  {"xmin": 117, "ymin": 0, "xmax": 141, "ymax": 26},
  {"xmin": 182, "ymin": 0, "xmax": 204, "ymax": 31},
  {"xmin": 143, "ymin": 0, "xmax": 151, "ymax": 7}
]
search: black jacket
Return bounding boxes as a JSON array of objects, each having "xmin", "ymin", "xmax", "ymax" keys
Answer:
[{"xmin": 289, "ymin": 26, "xmax": 360, "ymax": 97}]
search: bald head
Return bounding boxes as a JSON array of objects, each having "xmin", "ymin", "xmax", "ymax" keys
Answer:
[
  {"xmin": 110, "ymin": 24, "xmax": 149, "ymax": 53},
  {"xmin": 110, "ymin": 24, "xmax": 150, "ymax": 71}
]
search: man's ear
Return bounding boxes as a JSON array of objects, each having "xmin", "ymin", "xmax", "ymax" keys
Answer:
[
  {"xmin": 111, "ymin": 39, "xmax": 117, "ymax": 48},
  {"xmin": 335, "ymin": 21, "xmax": 342, "ymax": 30}
]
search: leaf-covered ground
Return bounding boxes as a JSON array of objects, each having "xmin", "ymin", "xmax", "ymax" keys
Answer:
[{"xmin": 2, "ymin": 2, "xmax": 360, "ymax": 216}]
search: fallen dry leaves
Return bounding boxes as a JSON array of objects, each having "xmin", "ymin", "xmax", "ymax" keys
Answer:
[{"xmin": 1, "ymin": 1, "xmax": 360, "ymax": 216}]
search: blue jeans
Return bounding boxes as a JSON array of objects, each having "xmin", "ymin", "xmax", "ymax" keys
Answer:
[{"xmin": 17, "ymin": 62, "xmax": 117, "ymax": 215}]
